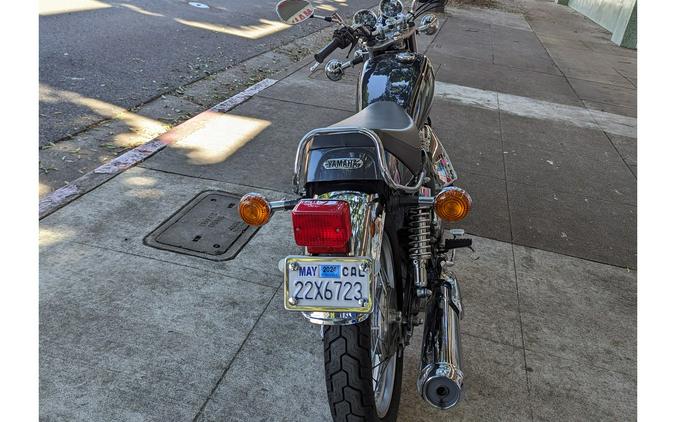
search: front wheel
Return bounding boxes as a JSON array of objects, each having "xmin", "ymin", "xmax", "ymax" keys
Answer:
[{"xmin": 323, "ymin": 233, "xmax": 404, "ymax": 422}]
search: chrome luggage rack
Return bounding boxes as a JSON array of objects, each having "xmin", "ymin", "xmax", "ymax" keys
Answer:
[{"xmin": 293, "ymin": 127, "xmax": 427, "ymax": 194}]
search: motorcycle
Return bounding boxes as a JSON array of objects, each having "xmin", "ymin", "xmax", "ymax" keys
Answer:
[{"xmin": 238, "ymin": 1, "xmax": 472, "ymax": 420}]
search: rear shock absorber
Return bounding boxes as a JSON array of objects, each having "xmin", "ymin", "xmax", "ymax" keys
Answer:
[{"xmin": 408, "ymin": 207, "xmax": 432, "ymax": 297}]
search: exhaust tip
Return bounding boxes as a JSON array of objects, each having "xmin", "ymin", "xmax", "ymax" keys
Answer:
[
  {"xmin": 418, "ymin": 363, "xmax": 463, "ymax": 410},
  {"xmin": 423, "ymin": 375, "xmax": 462, "ymax": 409}
]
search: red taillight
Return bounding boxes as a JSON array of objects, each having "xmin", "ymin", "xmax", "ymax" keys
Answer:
[{"xmin": 291, "ymin": 200, "xmax": 351, "ymax": 254}]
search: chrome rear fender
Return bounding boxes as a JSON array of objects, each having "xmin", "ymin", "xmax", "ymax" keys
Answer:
[{"xmin": 302, "ymin": 191, "xmax": 385, "ymax": 325}]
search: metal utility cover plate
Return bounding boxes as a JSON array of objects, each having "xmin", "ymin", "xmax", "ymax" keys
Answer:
[{"xmin": 145, "ymin": 191, "xmax": 256, "ymax": 261}]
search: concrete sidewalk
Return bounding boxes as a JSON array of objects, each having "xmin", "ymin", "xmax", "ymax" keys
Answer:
[{"xmin": 40, "ymin": 1, "xmax": 636, "ymax": 421}]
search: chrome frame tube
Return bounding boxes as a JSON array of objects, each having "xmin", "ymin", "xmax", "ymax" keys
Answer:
[
  {"xmin": 292, "ymin": 127, "xmax": 426, "ymax": 194},
  {"xmin": 367, "ymin": 26, "xmax": 417, "ymax": 54}
]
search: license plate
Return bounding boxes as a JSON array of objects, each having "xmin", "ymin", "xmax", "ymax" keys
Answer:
[{"xmin": 283, "ymin": 256, "xmax": 373, "ymax": 313}]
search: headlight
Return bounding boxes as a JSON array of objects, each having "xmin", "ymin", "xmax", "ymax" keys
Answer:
[
  {"xmin": 379, "ymin": 0, "xmax": 403, "ymax": 18},
  {"xmin": 352, "ymin": 9, "xmax": 378, "ymax": 29}
]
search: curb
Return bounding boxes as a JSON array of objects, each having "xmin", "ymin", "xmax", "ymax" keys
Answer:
[{"xmin": 38, "ymin": 78, "xmax": 279, "ymax": 220}]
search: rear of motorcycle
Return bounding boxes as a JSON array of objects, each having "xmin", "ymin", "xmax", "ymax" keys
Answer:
[
  {"xmin": 238, "ymin": 129, "xmax": 472, "ymax": 421},
  {"xmin": 236, "ymin": 0, "xmax": 469, "ymax": 420},
  {"xmin": 239, "ymin": 130, "xmax": 407, "ymax": 420}
]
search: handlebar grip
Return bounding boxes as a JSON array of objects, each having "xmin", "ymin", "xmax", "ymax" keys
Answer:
[{"xmin": 314, "ymin": 37, "xmax": 342, "ymax": 64}]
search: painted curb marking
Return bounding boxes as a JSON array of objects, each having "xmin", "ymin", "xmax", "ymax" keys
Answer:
[{"xmin": 39, "ymin": 78, "xmax": 279, "ymax": 219}]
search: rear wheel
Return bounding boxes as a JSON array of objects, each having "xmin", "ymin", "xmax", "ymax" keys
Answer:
[{"xmin": 323, "ymin": 232, "xmax": 403, "ymax": 422}]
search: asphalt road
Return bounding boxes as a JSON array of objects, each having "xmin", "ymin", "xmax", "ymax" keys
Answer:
[{"xmin": 39, "ymin": 0, "xmax": 377, "ymax": 146}]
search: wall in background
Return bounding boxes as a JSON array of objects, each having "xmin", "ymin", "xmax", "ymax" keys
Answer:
[{"xmin": 556, "ymin": 0, "xmax": 637, "ymax": 49}]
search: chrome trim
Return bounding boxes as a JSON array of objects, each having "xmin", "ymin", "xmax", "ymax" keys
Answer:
[
  {"xmin": 408, "ymin": 206, "xmax": 432, "ymax": 293},
  {"xmin": 428, "ymin": 126, "xmax": 457, "ymax": 186},
  {"xmin": 269, "ymin": 198, "xmax": 298, "ymax": 211},
  {"xmin": 304, "ymin": 312, "xmax": 369, "ymax": 325},
  {"xmin": 301, "ymin": 191, "xmax": 386, "ymax": 325},
  {"xmin": 324, "ymin": 59, "xmax": 345, "ymax": 81},
  {"xmin": 367, "ymin": 26, "xmax": 416, "ymax": 54},
  {"xmin": 446, "ymin": 274, "xmax": 463, "ymax": 319},
  {"xmin": 283, "ymin": 256, "xmax": 374, "ymax": 313},
  {"xmin": 419, "ymin": 14, "xmax": 439, "ymax": 36},
  {"xmin": 293, "ymin": 127, "xmax": 426, "ymax": 194},
  {"xmin": 417, "ymin": 274, "xmax": 464, "ymax": 410},
  {"xmin": 418, "ymin": 196, "xmax": 434, "ymax": 206}
]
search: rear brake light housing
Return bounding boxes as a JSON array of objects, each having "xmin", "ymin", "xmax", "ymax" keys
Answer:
[{"xmin": 291, "ymin": 200, "xmax": 351, "ymax": 254}]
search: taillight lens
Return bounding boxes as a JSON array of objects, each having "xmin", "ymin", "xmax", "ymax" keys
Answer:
[{"xmin": 291, "ymin": 200, "xmax": 351, "ymax": 254}]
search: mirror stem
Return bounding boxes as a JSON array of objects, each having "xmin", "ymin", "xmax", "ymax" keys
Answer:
[{"xmin": 311, "ymin": 14, "xmax": 333, "ymax": 22}]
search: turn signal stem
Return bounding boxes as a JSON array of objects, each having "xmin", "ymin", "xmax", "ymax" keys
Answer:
[{"xmin": 269, "ymin": 199, "xmax": 299, "ymax": 211}]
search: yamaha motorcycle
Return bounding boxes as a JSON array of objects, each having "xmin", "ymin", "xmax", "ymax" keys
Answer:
[{"xmin": 238, "ymin": 1, "xmax": 472, "ymax": 420}]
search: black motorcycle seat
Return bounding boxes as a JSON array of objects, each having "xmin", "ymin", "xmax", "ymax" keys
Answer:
[{"xmin": 310, "ymin": 101, "xmax": 422, "ymax": 173}]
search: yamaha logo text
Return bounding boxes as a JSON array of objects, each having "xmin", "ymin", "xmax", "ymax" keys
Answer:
[{"xmin": 322, "ymin": 158, "xmax": 364, "ymax": 170}]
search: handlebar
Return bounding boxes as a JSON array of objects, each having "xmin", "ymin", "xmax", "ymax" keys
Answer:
[
  {"xmin": 351, "ymin": 53, "xmax": 365, "ymax": 67},
  {"xmin": 314, "ymin": 37, "xmax": 343, "ymax": 64},
  {"xmin": 312, "ymin": 12, "xmax": 420, "ymax": 69}
]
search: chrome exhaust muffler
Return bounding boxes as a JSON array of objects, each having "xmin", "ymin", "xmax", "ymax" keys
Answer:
[{"xmin": 417, "ymin": 275, "xmax": 464, "ymax": 409}]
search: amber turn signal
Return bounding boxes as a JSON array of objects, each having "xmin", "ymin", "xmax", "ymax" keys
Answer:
[
  {"xmin": 434, "ymin": 187, "xmax": 472, "ymax": 222},
  {"xmin": 239, "ymin": 193, "xmax": 272, "ymax": 226}
]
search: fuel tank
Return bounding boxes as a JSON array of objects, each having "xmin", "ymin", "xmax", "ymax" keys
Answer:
[{"xmin": 357, "ymin": 52, "xmax": 435, "ymax": 129}]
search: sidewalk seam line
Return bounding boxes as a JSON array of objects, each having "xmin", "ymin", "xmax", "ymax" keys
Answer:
[
  {"xmin": 59, "ymin": 239, "xmax": 281, "ymax": 290},
  {"xmin": 581, "ymin": 97, "xmax": 636, "ymax": 114},
  {"xmin": 192, "ymin": 284, "xmax": 282, "ymax": 421},
  {"xmin": 525, "ymin": 14, "xmax": 638, "ymax": 172},
  {"xmin": 136, "ymin": 166, "xmax": 296, "ymax": 196},
  {"xmin": 529, "ymin": 15, "xmax": 639, "ymax": 178},
  {"xmin": 254, "ymin": 94, "xmax": 356, "ymax": 113},
  {"xmin": 466, "ymin": 312, "xmax": 637, "ymax": 380},
  {"xmin": 460, "ymin": 169, "xmax": 636, "ymax": 207},
  {"xmin": 459, "ymin": 331, "xmax": 635, "ymax": 379},
  {"xmin": 430, "ymin": 49, "xmax": 564, "ymax": 78},
  {"xmin": 612, "ymin": 67, "xmax": 637, "ymax": 88},
  {"xmin": 496, "ymin": 87, "xmax": 535, "ymax": 422},
  {"xmin": 521, "ymin": 346, "xmax": 636, "ymax": 379},
  {"xmin": 464, "ymin": 230, "xmax": 636, "ymax": 271},
  {"xmin": 597, "ymin": 130, "xmax": 637, "ymax": 181},
  {"xmin": 462, "ymin": 332, "xmax": 523, "ymax": 351}
]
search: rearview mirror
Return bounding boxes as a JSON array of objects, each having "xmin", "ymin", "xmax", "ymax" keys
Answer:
[
  {"xmin": 276, "ymin": 0, "xmax": 314, "ymax": 25},
  {"xmin": 419, "ymin": 14, "xmax": 439, "ymax": 36}
]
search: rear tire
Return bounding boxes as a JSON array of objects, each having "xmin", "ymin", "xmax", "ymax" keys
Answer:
[
  {"xmin": 323, "ymin": 323, "xmax": 403, "ymax": 422},
  {"xmin": 323, "ymin": 232, "xmax": 404, "ymax": 422}
]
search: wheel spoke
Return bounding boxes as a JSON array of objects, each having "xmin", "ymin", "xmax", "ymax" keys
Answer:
[
  {"xmin": 370, "ymin": 232, "xmax": 398, "ymax": 418},
  {"xmin": 373, "ymin": 354, "xmax": 393, "ymax": 392},
  {"xmin": 372, "ymin": 353, "xmax": 392, "ymax": 371}
]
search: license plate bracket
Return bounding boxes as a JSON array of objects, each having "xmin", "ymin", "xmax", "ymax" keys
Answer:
[{"xmin": 283, "ymin": 256, "xmax": 374, "ymax": 313}]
